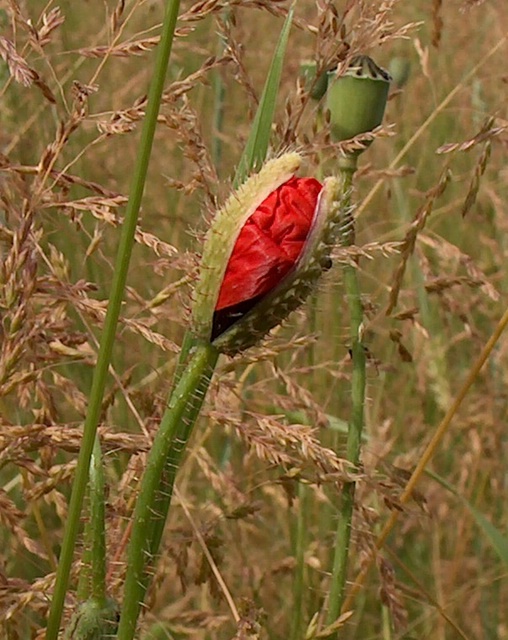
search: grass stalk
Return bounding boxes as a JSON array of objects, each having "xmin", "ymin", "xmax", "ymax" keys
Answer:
[
  {"xmin": 291, "ymin": 481, "xmax": 309, "ymax": 640},
  {"xmin": 117, "ymin": 340, "xmax": 219, "ymax": 640},
  {"xmin": 327, "ymin": 154, "xmax": 366, "ymax": 627},
  {"xmin": 211, "ymin": 8, "xmax": 230, "ymax": 169},
  {"xmin": 45, "ymin": 1, "xmax": 181, "ymax": 637}
]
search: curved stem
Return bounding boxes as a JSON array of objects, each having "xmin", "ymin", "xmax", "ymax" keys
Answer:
[
  {"xmin": 327, "ymin": 155, "xmax": 366, "ymax": 627},
  {"xmin": 117, "ymin": 341, "xmax": 219, "ymax": 640}
]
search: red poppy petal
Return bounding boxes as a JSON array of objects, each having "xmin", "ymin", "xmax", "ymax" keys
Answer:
[{"xmin": 215, "ymin": 176, "xmax": 322, "ymax": 312}]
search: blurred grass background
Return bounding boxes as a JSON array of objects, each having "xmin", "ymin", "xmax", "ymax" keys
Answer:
[{"xmin": 1, "ymin": 0, "xmax": 508, "ymax": 638}]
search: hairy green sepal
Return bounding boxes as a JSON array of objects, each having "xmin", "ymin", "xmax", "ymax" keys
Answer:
[
  {"xmin": 213, "ymin": 176, "xmax": 341, "ymax": 353},
  {"xmin": 192, "ymin": 161, "xmax": 342, "ymax": 355},
  {"xmin": 192, "ymin": 153, "xmax": 302, "ymax": 341}
]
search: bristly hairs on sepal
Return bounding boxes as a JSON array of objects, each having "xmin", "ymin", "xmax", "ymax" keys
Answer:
[{"xmin": 192, "ymin": 152, "xmax": 303, "ymax": 343}]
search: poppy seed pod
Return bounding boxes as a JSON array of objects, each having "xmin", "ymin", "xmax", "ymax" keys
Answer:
[
  {"xmin": 326, "ymin": 55, "xmax": 391, "ymax": 152},
  {"xmin": 192, "ymin": 153, "xmax": 341, "ymax": 354}
]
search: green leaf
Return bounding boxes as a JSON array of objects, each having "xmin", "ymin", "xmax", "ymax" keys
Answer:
[
  {"xmin": 271, "ymin": 408, "xmax": 367, "ymax": 441},
  {"xmin": 234, "ymin": 5, "xmax": 294, "ymax": 187},
  {"xmin": 429, "ymin": 470, "xmax": 508, "ymax": 565},
  {"xmin": 465, "ymin": 502, "xmax": 508, "ymax": 565}
]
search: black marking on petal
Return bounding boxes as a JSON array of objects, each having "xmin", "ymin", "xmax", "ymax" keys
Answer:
[{"xmin": 211, "ymin": 293, "xmax": 265, "ymax": 342}]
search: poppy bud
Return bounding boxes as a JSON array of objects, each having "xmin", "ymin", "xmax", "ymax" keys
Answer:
[
  {"xmin": 192, "ymin": 153, "xmax": 341, "ymax": 354},
  {"xmin": 388, "ymin": 56, "xmax": 411, "ymax": 89},
  {"xmin": 65, "ymin": 598, "xmax": 119, "ymax": 639},
  {"xmin": 300, "ymin": 60, "xmax": 329, "ymax": 101},
  {"xmin": 326, "ymin": 55, "xmax": 391, "ymax": 153}
]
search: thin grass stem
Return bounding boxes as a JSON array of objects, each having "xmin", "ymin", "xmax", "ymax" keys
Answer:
[
  {"xmin": 45, "ymin": 1, "xmax": 181, "ymax": 636},
  {"xmin": 291, "ymin": 481, "xmax": 309, "ymax": 640}
]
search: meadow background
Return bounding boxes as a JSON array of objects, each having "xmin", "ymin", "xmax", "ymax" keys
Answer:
[{"xmin": 0, "ymin": 0, "xmax": 507, "ymax": 638}]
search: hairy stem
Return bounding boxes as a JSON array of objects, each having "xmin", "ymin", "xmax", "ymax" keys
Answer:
[
  {"xmin": 147, "ymin": 355, "xmax": 218, "ymax": 558},
  {"xmin": 117, "ymin": 341, "xmax": 219, "ymax": 640},
  {"xmin": 327, "ymin": 155, "xmax": 366, "ymax": 627}
]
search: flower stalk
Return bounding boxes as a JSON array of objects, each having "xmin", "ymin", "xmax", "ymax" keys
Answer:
[
  {"xmin": 326, "ymin": 155, "xmax": 366, "ymax": 625},
  {"xmin": 116, "ymin": 19, "xmax": 298, "ymax": 636},
  {"xmin": 117, "ymin": 340, "xmax": 219, "ymax": 639},
  {"xmin": 324, "ymin": 55, "xmax": 390, "ymax": 628}
]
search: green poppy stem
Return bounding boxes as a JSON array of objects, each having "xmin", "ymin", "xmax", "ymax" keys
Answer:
[
  {"xmin": 126, "ymin": 14, "xmax": 296, "ymax": 633},
  {"xmin": 147, "ymin": 350, "xmax": 218, "ymax": 558},
  {"xmin": 327, "ymin": 154, "xmax": 366, "ymax": 627},
  {"xmin": 117, "ymin": 340, "xmax": 219, "ymax": 640}
]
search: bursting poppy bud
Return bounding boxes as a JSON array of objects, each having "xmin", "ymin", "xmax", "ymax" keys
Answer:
[
  {"xmin": 326, "ymin": 55, "xmax": 391, "ymax": 153},
  {"xmin": 192, "ymin": 153, "xmax": 341, "ymax": 354}
]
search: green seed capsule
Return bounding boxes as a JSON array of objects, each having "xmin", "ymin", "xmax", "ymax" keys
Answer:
[{"xmin": 326, "ymin": 55, "xmax": 391, "ymax": 153}]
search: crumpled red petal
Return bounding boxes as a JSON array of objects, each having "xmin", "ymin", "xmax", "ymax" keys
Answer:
[{"xmin": 215, "ymin": 176, "xmax": 323, "ymax": 312}]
